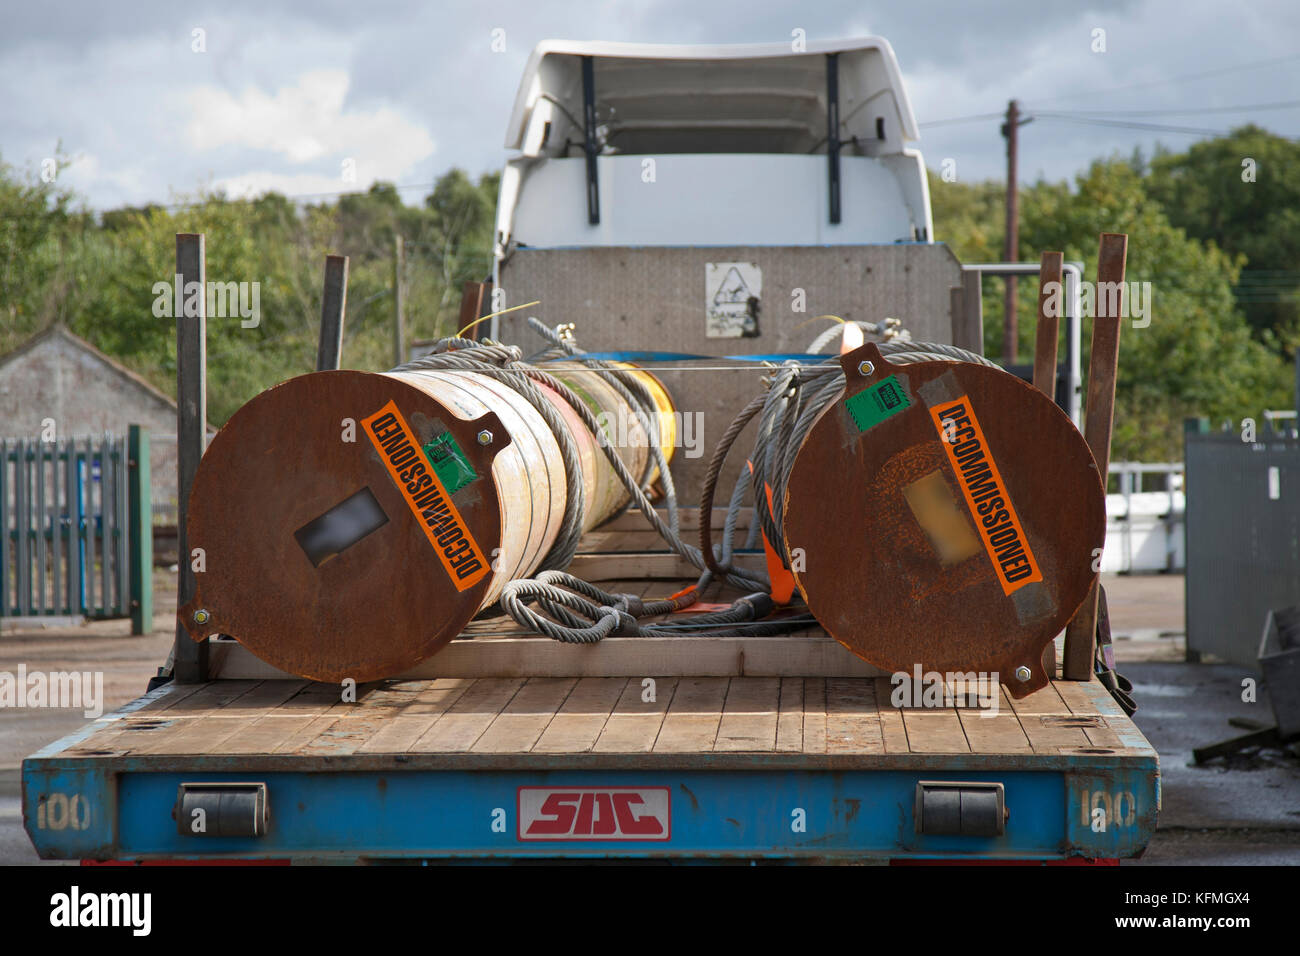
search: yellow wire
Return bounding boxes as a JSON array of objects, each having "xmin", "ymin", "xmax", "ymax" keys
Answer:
[
  {"xmin": 456, "ymin": 300, "xmax": 541, "ymax": 338},
  {"xmin": 792, "ymin": 313, "xmax": 845, "ymax": 331}
]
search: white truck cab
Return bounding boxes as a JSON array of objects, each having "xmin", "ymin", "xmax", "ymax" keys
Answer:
[{"xmin": 494, "ymin": 37, "xmax": 934, "ymax": 265}]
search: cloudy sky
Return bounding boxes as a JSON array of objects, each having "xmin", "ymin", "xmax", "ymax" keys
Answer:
[{"xmin": 3, "ymin": 0, "xmax": 1297, "ymax": 211}]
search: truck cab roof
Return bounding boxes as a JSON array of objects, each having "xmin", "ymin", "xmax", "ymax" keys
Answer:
[
  {"xmin": 496, "ymin": 37, "xmax": 934, "ymax": 251},
  {"xmin": 505, "ymin": 37, "xmax": 921, "ymax": 155}
]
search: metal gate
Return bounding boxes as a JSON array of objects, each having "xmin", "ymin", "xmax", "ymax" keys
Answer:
[
  {"xmin": 0, "ymin": 434, "xmax": 129, "ymax": 618},
  {"xmin": 1185, "ymin": 427, "xmax": 1300, "ymax": 666}
]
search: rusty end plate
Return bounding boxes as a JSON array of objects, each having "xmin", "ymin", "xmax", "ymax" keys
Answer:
[
  {"xmin": 179, "ymin": 370, "xmax": 507, "ymax": 683},
  {"xmin": 782, "ymin": 343, "xmax": 1105, "ymax": 698}
]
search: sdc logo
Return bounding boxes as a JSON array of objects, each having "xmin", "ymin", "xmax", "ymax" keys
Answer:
[{"xmin": 517, "ymin": 787, "xmax": 671, "ymax": 841}]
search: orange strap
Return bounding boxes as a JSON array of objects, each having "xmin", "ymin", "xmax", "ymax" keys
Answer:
[{"xmin": 747, "ymin": 459, "xmax": 796, "ymax": 605}]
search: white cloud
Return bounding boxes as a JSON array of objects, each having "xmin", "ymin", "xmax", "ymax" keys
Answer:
[
  {"xmin": 186, "ymin": 69, "xmax": 435, "ymax": 178},
  {"xmin": 2, "ymin": 0, "xmax": 1297, "ymax": 211}
]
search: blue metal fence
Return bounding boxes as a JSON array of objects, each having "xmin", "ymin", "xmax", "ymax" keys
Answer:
[{"xmin": 0, "ymin": 434, "xmax": 128, "ymax": 618}]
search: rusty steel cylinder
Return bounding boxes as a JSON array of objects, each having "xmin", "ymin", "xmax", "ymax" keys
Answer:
[
  {"xmin": 780, "ymin": 342, "xmax": 1105, "ymax": 699},
  {"xmin": 180, "ymin": 361, "xmax": 674, "ymax": 683}
]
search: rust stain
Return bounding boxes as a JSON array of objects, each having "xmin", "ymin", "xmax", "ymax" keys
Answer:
[{"xmin": 678, "ymin": 783, "xmax": 700, "ymax": 812}]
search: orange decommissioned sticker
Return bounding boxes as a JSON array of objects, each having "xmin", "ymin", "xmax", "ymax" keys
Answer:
[
  {"xmin": 929, "ymin": 398, "xmax": 1042, "ymax": 595},
  {"xmin": 362, "ymin": 400, "xmax": 489, "ymax": 592}
]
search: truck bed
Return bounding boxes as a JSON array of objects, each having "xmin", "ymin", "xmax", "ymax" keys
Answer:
[{"xmin": 23, "ymin": 519, "xmax": 1159, "ymax": 862}]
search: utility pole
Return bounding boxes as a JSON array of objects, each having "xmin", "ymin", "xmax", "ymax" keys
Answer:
[
  {"xmin": 393, "ymin": 235, "xmax": 405, "ymax": 366},
  {"xmin": 1002, "ymin": 99, "xmax": 1021, "ymax": 364}
]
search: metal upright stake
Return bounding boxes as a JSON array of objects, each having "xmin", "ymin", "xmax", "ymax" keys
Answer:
[
  {"xmin": 1033, "ymin": 252, "xmax": 1064, "ymax": 401},
  {"xmin": 458, "ymin": 281, "xmax": 490, "ymax": 341},
  {"xmin": 1063, "ymin": 233, "xmax": 1127, "ymax": 681},
  {"xmin": 128, "ymin": 424, "xmax": 152, "ymax": 635},
  {"xmin": 957, "ymin": 269, "xmax": 983, "ymax": 353},
  {"xmin": 174, "ymin": 233, "xmax": 208, "ymax": 683},
  {"xmin": 1034, "ymin": 251, "xmax": 1065, "ymax": 678},
  {"xmin": 317, "ymin": 254, "xmax": 349, "ymax": 371},
  {"xmin": 393, "ymin": 238, "xmax": 405, "ymax": 367},
  {"xmin": 0, "ymin": 440, "xmax": 7, "ymax": 616}
]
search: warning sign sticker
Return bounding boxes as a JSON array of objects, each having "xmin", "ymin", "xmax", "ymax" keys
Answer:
[
  {"xmin": 706, "ymin": 262, "xmax": 761, "ymax": 338},
  {"xmin": 929, "ymin": 397, "xmax": 1043, "ymax": 595},
  {"xmin": 362, "ymin": 401, "xmax": 489, "ymax": 592}
]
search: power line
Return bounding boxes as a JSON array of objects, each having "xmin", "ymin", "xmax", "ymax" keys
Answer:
[
  {"xmin": 921, "ymin": 100, "xmax": 1300, "ymax": 132},
  {"xmin": 1047, "ymin": 99, "xmax": 1300, "ymax": 117},
  {"xmin": 1033, "ymin": 114, "xmax": 1230, "ymax": 136},
  {"xmin": 922, "ymin": 53, "xmax": 1300, "ymax": 130},
  {"xmin": 919, "ymin": 111, "xmax": 1006, "ymax": 129},
  {"xmin": 1025, "ymin": 51, "xmax": 1300, "ymax": 105}
]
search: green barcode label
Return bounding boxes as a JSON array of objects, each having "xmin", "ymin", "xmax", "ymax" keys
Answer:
[
  {"xmin": 423, "ymin": 433, "xmax": 477, "ymax": 494},
  {"xmin": 845, "ymin": 374, "xmax": 912, "ymax": 432}
]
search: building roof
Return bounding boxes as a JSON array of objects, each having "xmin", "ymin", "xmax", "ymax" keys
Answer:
[{"xmin": 0, "ymin": 325, "xmax": 178, "ymax": 411}]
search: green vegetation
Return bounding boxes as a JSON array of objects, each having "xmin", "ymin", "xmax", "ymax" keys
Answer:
[
  {"xmin": 1, "ymin": 125, "xmax": 1296, "ymax": 460},
  {"xmin": 1, "ymin": 158, "xmax": 498, "ymax": 424},
  {"xmin": 931, "ymin": 127, "xmax": 1297, "ymax": 460}
]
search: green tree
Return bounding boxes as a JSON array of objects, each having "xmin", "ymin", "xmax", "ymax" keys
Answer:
[
  {"xmin": 0, "ymin": 151, "xmax": 96, "ymax": 353},
  {"xmin": 0, "ymin": 163, "xmax": 501, "ymax": 426},
  {"xmin": 1147, "ymin": 125, "xmax": 1300, "ymax": 352},
  {"xmin": 931, "ymin": 158, "xmax": 1292, "ymax": 461},
  {"xmin": 1024, "ymin": 158, "xmax": 1290, "ymax": 460}
]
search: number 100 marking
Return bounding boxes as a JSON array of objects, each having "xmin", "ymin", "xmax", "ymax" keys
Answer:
[{"xmin": 36, "ymin": 792, "xmax": 92, "ymax": 831}]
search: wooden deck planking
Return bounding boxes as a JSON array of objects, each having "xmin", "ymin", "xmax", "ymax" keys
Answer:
[
  {"xmin": 653, "ymin": 677, "xmax": 728, "ymax": 752},
  {"xmin": 275, "ymin": 702, "xmax": 367, "ymax": 754},
  {"xmin": 871, "ymin": 679, "xmax": 911, "ymax": 754},
  {"xmin": 63, "ymin": 680, "xmax": 229, "ymax": 755},
  {"xmin": 125, "ymin": 681, "xmax": 277, "ymax": 755},
  {"xmin": 593, "ymin": 677, "xmax": 676, "ymax": 753},
  {"xmin": 131, "ymin": 681, "xmax": 212, "ymax": 713},
  {"xmin": 163, "ymin": 679, "xmax": 263, "ymax": 715},
  {"xmin": 1008, "ymin": 687, "xmax": 1092, "ymax": 753},
  {"xmin": 774, "ymin": 677, "xmax": 805, "ymax": 752},
  {"xmin": 714, "ymin": 677, "xmax": 781, "ymax": 752},
  {"xmin": 56, "ymin": 672, "xmax": 1147, "ymax": 759},
  {"xmin": 1007, "ymin": 682, "xmax": 1071, "ymax": 715},
  {"xmin": 957, "ymin": 688, "xmax": 1033, "ymax": 755},
  {"xmin": 1053, "ymin": 680, "xmax": 1127, "ymax": 750},
  {"xmin": 472, "ymin": 678, "xmax": 578, "ymax": 753},
  {"xmin": 1015, "ymin": 717, "xmax": 1093, "ymax": 754},
  {"xmin": 193, "ymin": 681, "xmax": 314, "ymax": 756},
  {"xmin": 355, "ymin": 679, "xmax": 474, "ymax": 753},
  {"xmin": 802, "ymin": 678, "xmax": 827, "ymax": 753},
  {"xmin": 533, "ymin": 677, "xmax": 628, "ymax": 753},
  {"xmin": 825, "ymin": 678, "xmax": 885, "ymax": 754},
  {"xmin": 901, "ymin": 709, "xmax": 971, "ymax": 754},
  {"xmin": 408, "ymin": 678, "xmax": 526, "ymax": 753},
  {"xmin": 43, "ymin": 511, "xmax": 1150, "ymax": 763}
]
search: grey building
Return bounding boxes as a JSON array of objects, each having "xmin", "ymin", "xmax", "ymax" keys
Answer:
[{"xmin": 0, "ymin": 326, "xmax": 181, "ymax": 515}]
